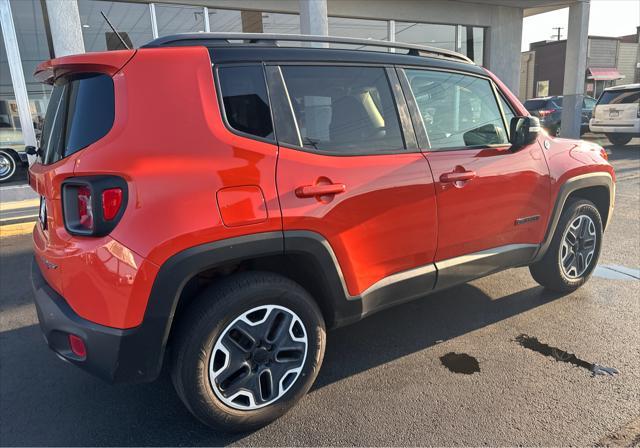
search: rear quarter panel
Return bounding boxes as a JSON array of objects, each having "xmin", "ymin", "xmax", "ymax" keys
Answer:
[{"xmin": 71, "ymin": 47, "xmax": 283, "ymax": 267}]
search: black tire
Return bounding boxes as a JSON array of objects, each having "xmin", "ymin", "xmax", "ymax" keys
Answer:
[
  {"xmin": 171, "ymin": 271, "xmax": 326, "ymax": 432},
  {"xmin": 529, "ymin": 198, "xmax": 603, "ymax": 292},
  {"xmin": 606, "ymin": 134, "xmax": 632, "ymax": 146},
  {"xmin": 0, "ymin": 149, "xmax": 18, "ymax": 183}
]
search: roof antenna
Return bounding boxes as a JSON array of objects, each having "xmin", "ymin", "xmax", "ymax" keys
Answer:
[{"xmin": 100, "ymin": 11, "xmax": 131, "ymax": 50}]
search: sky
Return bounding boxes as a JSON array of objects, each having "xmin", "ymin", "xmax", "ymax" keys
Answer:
[{"xmin": 521, "ymin": 0, "xmax": 640, "ymax": 52}]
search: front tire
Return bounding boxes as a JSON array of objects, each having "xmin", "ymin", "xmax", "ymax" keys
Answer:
[
  {"xmin": 0, "ymin": 149, "xmax": 18, "ymax": 183},
  {"xmin": 171, "ymin": 271, "xmax": 326, "ymax": 432},
  {"xmin": 529, "ymin": 198, "xmax": 603, "ymax": 292},
  {"xmin": 606, "ymin": 134, "xmax": 632, "ymax": 146}
]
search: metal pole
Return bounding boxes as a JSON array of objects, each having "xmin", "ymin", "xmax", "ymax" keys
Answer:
[
  {"xmin": 149, "ymin": 3, "xmax": 158, "ymax": 39},
  {"xmin": 203, "ymin": 6, "xmax": 210, "ymax": 33},
  {"xmin": 0, "ymin": 0, "xmax": 38, "ymax": 161},
  {"xmin": 388, "ymin": 19, "xmax": 396, "ymax": 52}
]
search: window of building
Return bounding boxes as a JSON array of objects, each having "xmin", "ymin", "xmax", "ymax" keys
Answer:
[
  {"xmin": 280, "ymin": 66, "xmax": 404, "ymax": 154},
  {"xmin": 217, "ymin": 65, "xmax": 274, "ymax": 140},
  {"xmin": 457, "ymin": 26, "xmax": 485, "ymax": 65},
  {"xmin": 207, "ymin": 9, "xmax": 300, "ymax": 35},
  {"xmin": 5, "ymin": 0, "xmax": 53, "ymax": 148},
  {"xmin": 405, "ymin": 69, "xmax": 509, "ymax": 149},
  {"xmin": 78, "ymin": 0, "xmax": 153, "ymax": 51},
  {"xmin": 328, "ymin": 17, "xmax": 388, "ymax": 49},
  {"xmin": 156, "ymin": 3, "xmax": 205, "ymax": 35},
  {"xmin": 396, "ymin": 22, "xmax": 456, "ymax": 52}
]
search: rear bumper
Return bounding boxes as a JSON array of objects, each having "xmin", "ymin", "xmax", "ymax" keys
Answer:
[
  {"xmin": 589, "ymin": 120, "xmax": 640, "ymax": 134},
  {"xmin": 31, "ymin": 258, "xmax": 164, "ymax": 383}
]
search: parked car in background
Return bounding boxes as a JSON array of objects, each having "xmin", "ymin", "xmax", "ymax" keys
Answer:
[
  {"xmin": 524, "ymin": 95, "xmax": 596, "ymax": 136},
  {"xmin": 590, "ymin": 84, "xmax": 640, "ymax": 146},
  {"xmin": 0, "ymin": 125, "xmax": 29, "ymax": 183}
]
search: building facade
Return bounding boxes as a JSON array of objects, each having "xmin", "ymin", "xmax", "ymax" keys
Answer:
[
  {"xmin": 0, "ymin": 0, "xmax": 589, "ymax": 156},
  {"xmin": 520, "ymin": 28, "xmax": 640, "ymax": 100}
]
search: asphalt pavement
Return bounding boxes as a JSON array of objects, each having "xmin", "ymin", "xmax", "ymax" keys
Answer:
[{"xmin": 0, "ymin": 136, "xmax": 638, "ymax": 446}]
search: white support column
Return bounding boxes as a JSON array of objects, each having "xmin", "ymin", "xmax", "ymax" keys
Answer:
[
  {"xmin": 388, "ymin": 19, "xmax": 396, "ymax": 52},
  {"xmin": 149, "ymin": 3, "xmax": 158, "ymax": 39},
  {"xmin": 203, "ymin": 6, "xmax": 211, "ymax": 32},
  {"xmin": 0, "ymin": 0, "xmax": 38, "ymax": 156},
  {"xmin": 486, "ymin": 6, "xmax": 523, "ymax": 93},
  {"xmin": 299, "ymin": 0, "xmax": 328, "ymax": 42},
  {"xmin": 560, "ymin": 1, "xmax": 590, "ymax": 139},
  {"xmin": 44, "ymin": 0, "xmax": 84, "ymax": 57}
]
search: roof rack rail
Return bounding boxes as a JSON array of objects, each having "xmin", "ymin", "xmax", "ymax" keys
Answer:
[{"xmin": 141, "ymin": 32, "xmax": 474, "ymax": 64}]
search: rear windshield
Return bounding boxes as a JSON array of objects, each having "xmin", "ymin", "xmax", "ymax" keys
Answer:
[
  {"xmin": 524, "ymin": 99, "xmax": 548, "ymax": 110},
  {"xmin": 597, "ymin": 89, "xmax": 640, "ymax": 105},
  {"xmin": 40, "ymin": 73, "xmax": 114, "ymax": 164},
  {"xmin": 524, "ymin": 98, "xmax": 561, "ymax": 110}
]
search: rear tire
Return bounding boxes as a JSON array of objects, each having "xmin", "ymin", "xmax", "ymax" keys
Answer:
[
  {"xmin": 606, "ymin": 134, "xmax": 632, "ymax": 146},
  {"xmin": 529, "ymin": 198, "xmax": 603, "ymax": 293},
  {"xmin": 171, "ymin": 271, "xmax": 326, "ymax": 432},
  {"xmin": 0, "ymin": 149, "xmax": 18, "ymax": 183}
]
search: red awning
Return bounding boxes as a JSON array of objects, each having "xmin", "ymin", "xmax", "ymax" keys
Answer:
[{"xmin": 587, "ymin": 68, "xmax": 625, "ymax": 81}]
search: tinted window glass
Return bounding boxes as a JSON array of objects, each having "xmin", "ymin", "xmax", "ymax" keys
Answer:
[
  {"xmin": 41, "ymin": 73, "xmax": 114, "ymax": 164},
  {"xmin": 280, "ymin": 66, "xmax": 404, "ymax": 153},
  {"xmin": 406, "ymin": 69, "xmax": 509, "ymax": 149},
  {"xmin": 498, "ymin": 95, "xmax": 515, "ymax": 136},
  {"xmin": 523, "ymin": 99, "xmax": 548, "ymax": 110},
  {"xmin": 583, "ymin": 97, "xmax": 597, "ymax": 108},
  {"xmin": 597, "ymin": 89, "xmax": 640, "ymax": 105},
  {"xmin": 218, "ymin": 65, "xmax": 274, "ymax": 140},
  {"xmin": 551, "ymin": 97, "xmax": 563, "ymax": 107}
]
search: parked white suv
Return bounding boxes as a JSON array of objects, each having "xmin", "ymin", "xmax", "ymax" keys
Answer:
[{"xmin": 589, "ymin": 84, "xmax": 640, "ymax": 146}]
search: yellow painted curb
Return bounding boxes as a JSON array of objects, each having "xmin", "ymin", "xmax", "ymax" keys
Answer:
[
  {"xmin": 0, "ymin": 222, "xmax": 35, "ymax": 238},
  {"xmin": 0, "ymin": 198, "xmax": 39, "ymax": 212}
]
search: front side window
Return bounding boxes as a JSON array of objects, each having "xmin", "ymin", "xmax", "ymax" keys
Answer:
[
  {"xmin": 280, "ymin": 65, "xmax": 404, "ymax": 154},
  {"xmin": 217, "ymin": 65, "xmax": 274, "ymax": 140},
  {"xmin": 405, "ymin": 69, "xmax": 509, "ymax": 149}
]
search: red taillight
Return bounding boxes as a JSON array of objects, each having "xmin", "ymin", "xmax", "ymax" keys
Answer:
[
  {"xmin": 68, "ymin": 334, "xmax": 87, "ymax": 358},
  {"xmin": 77, "ymin": 186, "xmax": 94, "ymax": 230},
  {"xmin": 538, "ymin": 109, "xmax": 556, "ymax": 117},
  {"xmin": 62, "ymin": 176, "xmax": 127, "ymax": 236},
  {"xmin": 102, "ymin": 188, "xmax": 123, "ymax": 221}
]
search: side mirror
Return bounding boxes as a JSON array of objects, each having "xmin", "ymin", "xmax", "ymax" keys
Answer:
[
  {"xmin": 509, "ymin": 116, "xmax": 541, "ymax": 150},
  {"xmin": 25, "ymin": 146, "xmax": 41, "ymax": 157}
]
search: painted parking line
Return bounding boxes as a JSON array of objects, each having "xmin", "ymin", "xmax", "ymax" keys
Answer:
[
  {"xmin": 0, "ymin": 222, "xmax": 34, "ymax": 238},
  {"xmin": 0, "ymin": 198, "xmax": 39, "ymax": 211}
]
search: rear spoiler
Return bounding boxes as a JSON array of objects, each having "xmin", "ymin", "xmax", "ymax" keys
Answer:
[{"xmin": 34, "ymin": 50, "xmax": 136, "ymax": 84}]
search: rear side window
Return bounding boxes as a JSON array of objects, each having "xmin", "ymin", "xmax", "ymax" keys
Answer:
[
  {"xmin": 217, "ymin": 65, "xmax": 274, "ymax": 141},
  {"xmin": 40, "ymin": 73, "xmax": 114, "ymax": 165},
  {"xmin": 405, "ymin": 69, "xmax": 509, "ymax": 149},
  {"xmin": 597, "ymin": 89, "xmax": 640, "ymax": 105},
  {"xmin": 279, "ymin": 65, "xmax": 404, "ymax": 154}
]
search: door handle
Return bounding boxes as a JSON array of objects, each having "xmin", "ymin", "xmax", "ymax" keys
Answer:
[
  {"xmin": 295, "ymin": 183, "xmax": 346, "ymax": 198},
  {"xmin": 440, "ymin": 171, "xmax": 476, "ymax": 183}
]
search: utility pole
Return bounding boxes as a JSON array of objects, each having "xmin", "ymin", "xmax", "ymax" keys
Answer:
[{"xmin": 552, "ymin": 26, "xmax": 564, "ymax": 41}]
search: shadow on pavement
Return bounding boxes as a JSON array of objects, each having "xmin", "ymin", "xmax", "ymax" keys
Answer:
[{"xmin": 0, "ymin": 245, "xmax": 564, "ymax": 447}]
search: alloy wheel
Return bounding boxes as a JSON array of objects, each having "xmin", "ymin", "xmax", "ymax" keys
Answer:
[
  {"xmin": 209, "ymin": 304, "xmax": 308, "ymax": 410},
  {"xmin": 560, "ymin": 214, "xmax": 597, "ymax": 279}
]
